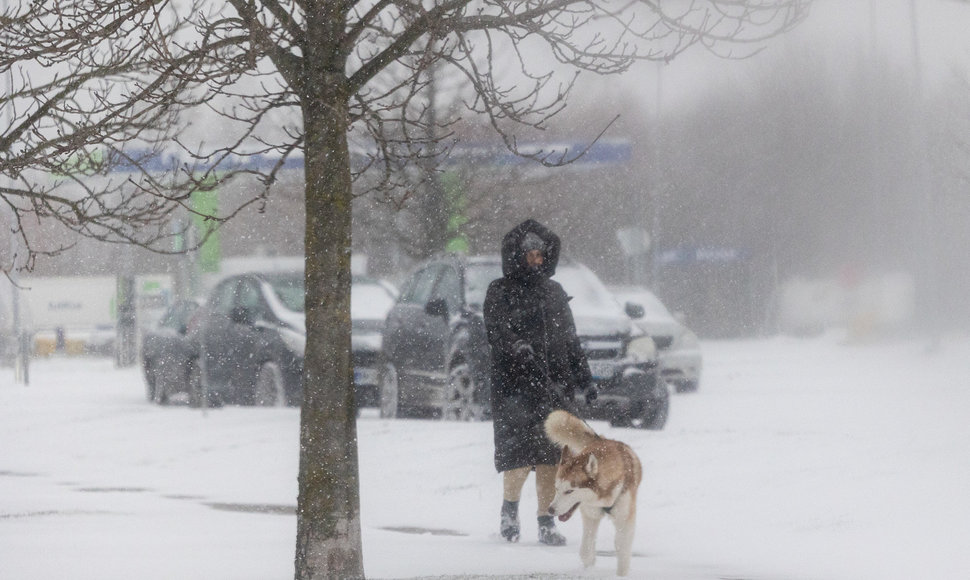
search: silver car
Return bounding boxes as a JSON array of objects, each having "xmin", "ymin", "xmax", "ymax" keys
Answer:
[{"xmin": 610, "ymin": 285, "xmax": 703, "ymax": 393}]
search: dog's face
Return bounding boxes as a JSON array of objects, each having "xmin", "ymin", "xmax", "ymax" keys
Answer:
[{"xmin": 547, "ymin": 445, "xmax": 601, "ymax": 522}]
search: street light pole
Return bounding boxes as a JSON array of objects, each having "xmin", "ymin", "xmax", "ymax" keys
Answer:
[
  {"xmin": 1, "ymin": 0, "xmax": 29, "ymax": 384},
  {"xmin": 649, "ymin": 62, "xmax": 665, "ymax": 289},
  {"xmin": 907, "ymin": 0, "xmax": 940, "ymax": 348}
]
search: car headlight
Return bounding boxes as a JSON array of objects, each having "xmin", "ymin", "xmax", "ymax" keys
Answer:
[
  {"xmin": 625, "ymin": 335, "xmax": 657, "ymax": 363},
  {"xmin": 279, "ymin": 325, "xmax": 306, "ymax": 357}
]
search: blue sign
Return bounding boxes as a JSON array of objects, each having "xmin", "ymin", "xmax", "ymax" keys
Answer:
[
  {"xmin": 103, "ymin": 139, "xmax": 632, "ymax": 174},
  {"xmin": 445, "ymin": 140, "xmax": 631, "ymax": 167},
  {"xmin": 658, "ymin": 246, "xmax": 750, "ymax": 265}
]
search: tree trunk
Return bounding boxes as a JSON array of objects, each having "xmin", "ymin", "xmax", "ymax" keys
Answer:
[{"xmin": 295, "ymin": 9, "xmax": 364, "ymax": 578}]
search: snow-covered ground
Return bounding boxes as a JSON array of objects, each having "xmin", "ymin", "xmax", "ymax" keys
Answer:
[{"xmin": 2, "ymin": 332, "xmax": 969, "ymax": 579}]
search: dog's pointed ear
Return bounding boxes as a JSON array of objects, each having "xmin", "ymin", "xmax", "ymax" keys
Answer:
[
  {"xmin": 584, "ymin": 453, "xmax": 598, "ymax": 478},
  {"xmin": 559, "ymin": 445, "xmax": 573, "ymax": 464}
]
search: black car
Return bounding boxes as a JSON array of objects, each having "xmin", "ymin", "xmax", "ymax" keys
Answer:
[
  {"xmin": 140, "ymin": 298, "xmax": 203, "ymax": 405},
  {"xmin": 194, "ymin": 271, "xmax": 306, "ymax": 406},
  {"xmin": 192, "ymin": 270, "xmax": 399, "ymax": 408},
  {"xmin": 380, "ymin": 255, "xmax": 669, "ymax": 429}
]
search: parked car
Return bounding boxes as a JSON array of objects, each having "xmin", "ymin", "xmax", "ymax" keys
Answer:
[
  {"xmin": 194, "ymin": 271, "xmax": 305, "ymax": 406},
  {"xmin": 380, "ymin": 255, "xmax": 669, "ymax": 428},
  {"xmin": 609, "ymin": 285, "xmax": 703, "ymax": 393},
  {"xmin": 193, "ymin": 270, "xmax": 397, "ymax": 408},
  {"xmin": 140, "ymin": 298, "xmax": 203, "ymax": 405}
]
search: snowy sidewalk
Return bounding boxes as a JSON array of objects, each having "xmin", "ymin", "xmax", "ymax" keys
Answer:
[{"xmin": 3, "ymin": 335, "xmax": 970, "ymax": 579}]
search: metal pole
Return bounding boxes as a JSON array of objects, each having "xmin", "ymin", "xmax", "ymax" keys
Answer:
[
  {"xmin": 908, "ymin": 0, "xmax": 940, "ymax": 348},
  {"xmin": 1, "ymin": 0, "xmax": 28, "ymax": 384},
  {"xmin": 115, "ymin": 244, "xmax": 138, "ymax": 368},
  {"xmin": 649, "ymin": 62, "xmax": 664, "ymax": 290},
  {"xmin": 12, "ymin": 275, "xmax": 28, "ymax": 385},
  {"xmin": 3, "ymin": 212, "xmax": 29, "ymax": 385}
]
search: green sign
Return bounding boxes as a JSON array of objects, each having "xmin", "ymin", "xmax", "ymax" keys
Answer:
[
  {"xmin": 442, "ymin": 170, "xmax": 469, "ymax": 253},
  {"xmin": 191, "ymin": 176, "xmax": 220, "ymax": 273}
]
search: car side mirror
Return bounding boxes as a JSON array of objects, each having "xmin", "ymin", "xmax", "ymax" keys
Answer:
[
  {"xmin": 624, "ymin": 302, "xmax": 645, "ymax": 320},
  {"xmin": 230, "ymin": 305, "xmax": 256, "ymax": 326},
  {"xmin": 424, "ymin": 298, "xmax": 449, "ymax": 318}
]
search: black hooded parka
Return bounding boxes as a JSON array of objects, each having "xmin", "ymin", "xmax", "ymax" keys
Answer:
[{"xmin": 484, "ymin": 220, "xmax": 592, "ymax": 472}]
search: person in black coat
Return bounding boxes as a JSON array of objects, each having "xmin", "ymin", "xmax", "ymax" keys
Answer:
[{"xmin": 484, "ymin": 219, "xmax": 594, "ymax": 545}]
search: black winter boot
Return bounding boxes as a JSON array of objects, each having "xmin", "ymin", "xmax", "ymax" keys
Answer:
[
  {"xmin": 537, "ymin": 515, "xmax": 566, "ymax": 546},
  {"xmin": 500, "ymin": 500, "xmax": 520, "ymax": 543}
]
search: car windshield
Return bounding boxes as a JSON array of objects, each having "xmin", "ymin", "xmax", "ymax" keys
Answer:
[
  {"xmin": 263, "ymin": 273, "xmax": 305, "ymax": 312},
  {"xmin": 465, "ymin": 261, "xmax": 503, "ymax": 309},
  {"xmin": 553, "ymin": 264, "xmax": 626, "ymax": 319},
  {"xmin": 352, "ymin": 277, "xmax": 396, "ymax": 322},
  {"xmin": 464, "ymin": 259, "xmax": 623, "ymax": 320}
]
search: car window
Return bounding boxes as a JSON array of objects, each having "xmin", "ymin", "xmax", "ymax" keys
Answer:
[
  {"xmin": 398, "ymin": 266, "xmax": 439, "ymax": 305},
  {"xmin": 465, "ymin": 262, "xmax": 502, "ymax": 309},
  {"xmin": 395, "ymin": 274, "xmax": 417, "ymax": 303},
  {"xmin": 431, "ymin": 266, "xmax": 461, "ymax": 313},
  {"xmin": 159, "ymin": 301, "xmax": 198, "ymax": 330},
  {"xmin": 209, "ymin": 279, "xmax": 239, "ymax": 315},
  {"xmin": 264, "ymin": 273, "xmax": 304, "ymax": 312},
  {"xmin": 158, "ymin": 305, "xmax": 181, "ymax": 329},
  {"xmin": 236, "ymin": 279, "xmax": 266, "ymax": 319}
]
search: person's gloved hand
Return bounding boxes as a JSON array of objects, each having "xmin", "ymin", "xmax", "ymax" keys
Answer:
[
  {"xmin": 584, "ymin": 385, "xmax": 598, "ymax": 405},
  {"xmin": 512, "ymin": 340, "xmax": 535, "ymax": 363}
]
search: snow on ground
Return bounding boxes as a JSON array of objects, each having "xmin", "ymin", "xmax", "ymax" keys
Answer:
[{"xmin": 2, "ymin": 332, "xmax": 970, "ymax": 579}]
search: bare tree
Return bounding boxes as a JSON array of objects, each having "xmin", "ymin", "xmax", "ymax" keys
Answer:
[{"xmin": 1, "ymin": 1, "xmax": 807, "ymax": 577}]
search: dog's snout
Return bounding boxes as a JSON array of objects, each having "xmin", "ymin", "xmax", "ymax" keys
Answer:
[{"xmin": 547, "ymin": 506, "xmax": 556, "ymax": 515}]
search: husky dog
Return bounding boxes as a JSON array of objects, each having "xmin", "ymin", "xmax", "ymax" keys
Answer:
[{"xmin": 544, "ymin": 409, "xmax": 643, "ymax": 576}]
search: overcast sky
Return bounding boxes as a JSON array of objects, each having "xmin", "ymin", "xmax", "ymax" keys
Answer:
[{"xmin": 613, "ymin": 0, "xmax": 970, "ymax": 117}]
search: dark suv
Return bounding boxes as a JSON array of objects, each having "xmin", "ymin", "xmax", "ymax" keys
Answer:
[{"xmin": 380, "ymin": 255, "xmax": 669, "ymax": 429}]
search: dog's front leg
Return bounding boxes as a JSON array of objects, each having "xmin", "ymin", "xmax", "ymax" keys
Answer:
[{"xmin": 579, "ymin": 510, "xmax": 602, "ymax": 569}]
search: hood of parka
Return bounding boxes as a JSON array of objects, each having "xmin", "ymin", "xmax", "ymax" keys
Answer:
[{"xmin": 500, "ymin": 219, "xmax": 561, "ymax": 283}]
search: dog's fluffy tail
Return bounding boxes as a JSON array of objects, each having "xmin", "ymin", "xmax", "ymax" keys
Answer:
[{"xmin": 545, "ymin": 409, "xmax": 599, "ymax": 450}]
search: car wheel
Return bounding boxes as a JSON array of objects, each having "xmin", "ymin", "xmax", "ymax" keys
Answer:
[
  {"xmin": 253, "ymin": 361, "xmax": 287, "ymax": 407},
  {"xmin": 441, "ymin": 361, "xmax": 487, "ymax": 421},
  {"xmin": 148, "ymin": 364, "xmax": 170, "ymax": 405},
  {"xmin": 629, "ymin": 380, "xmax": 670, "ymax": 430},
  {"xmin": 144, "ymin": 362, "xmax": 158, "ymax": 403},
  {"xmin": 379, "ymin": 361, "xmax": 400, "ymax": 419},
  {"xmin": 155, "ymin": 377, "xmax": 170, "ymax": 405},
  {"xmin": 195, "ymin": 353, "xmax": 224, "ymax": 408},
  {"xmin": 608, "ymin": 410, "xmax": 631, "ymax": 428}
]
